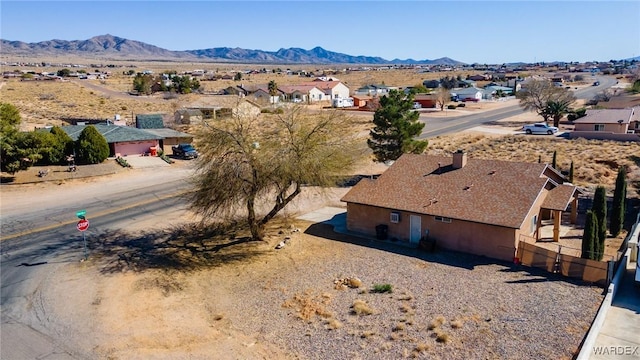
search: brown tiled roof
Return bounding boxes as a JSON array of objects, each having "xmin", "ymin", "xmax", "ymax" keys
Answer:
[
  {"xmin": 341, "ymin": 154, "xmax": 551, "ymax": 229},
  {"xmin": 576, "ymin": 109, "xmax": 633, "ymax": 124},
  {"xmin": 541, "ymin": 184, "xmax": 580, "ymax": 211}
]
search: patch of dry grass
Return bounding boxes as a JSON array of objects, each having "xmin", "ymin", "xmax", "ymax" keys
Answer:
[
  {"xmin": 351, "ymin": 299, "xmax": 375, "ymax": 316},
  {"xmin": 282, "ymin": 290, "xmax": 333, "ymax": 322},
  {"xmin": 429, "ymin": 135, "xmax": 640, "ymax": 194}
]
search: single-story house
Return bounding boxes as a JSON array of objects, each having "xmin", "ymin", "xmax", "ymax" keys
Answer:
[
  {"xmin": 483, "ymin": 85, "xmax": 515, "ymax": 99},
  {"xmin": 352, "ymin": 95, "xmax": 372, "ymax": 108},
  {"xmin": 300, "ymin": 81, "xmax": 350, "ymax": 101},
  {"xmin": 571, "ymin": 107, "xmax": 640, "ymax": 141},
  {"xmin": 413, "ymin": 94, "xmax": 437, "ymax": 108},
  {"xmin": 175, "ymin": 109, "xmax": 203, "ymax": 125},
  {"xmin": 451, "ymin": 87, "xmax": 483, "ymax": 101},
  {"xmin": 60, "ymin": 124, "xmax": 163, "ymax": 157},
  {"xmin": 185, "ymin": 95, "xmax": 261, "ymax": 120},
  {"xmin": 354, "ymin": 84, "xmax": 391, "ymax": 96},
  {"xmin": 136, "ymin": 113, "xmax": 193, "ymax": 152},
  {"xmin": 277, "ymin": 84, "xmax": 325, "ymax": 103},
  {"xmin": 341, "ymin": 151, "xmax": 581, "ymax": 262}
]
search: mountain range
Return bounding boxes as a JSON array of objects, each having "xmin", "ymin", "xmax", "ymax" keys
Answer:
[{"xmin": 1, "ymin": 34, "xmax": 464, "ymax": 65}]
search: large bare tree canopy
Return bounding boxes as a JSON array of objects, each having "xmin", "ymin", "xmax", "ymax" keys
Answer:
[
  {"xmin": 516, "ymin": 79, "xmax": 575, "ymax": 125},
  {"xmin": 188, "ymin": 106, "xmax": 365, "ymax": 240}
]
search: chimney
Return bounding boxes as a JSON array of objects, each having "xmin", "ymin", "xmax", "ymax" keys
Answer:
[{"xmin": 452, "ymin": 150, "xmax": 467, "ymax": 169}]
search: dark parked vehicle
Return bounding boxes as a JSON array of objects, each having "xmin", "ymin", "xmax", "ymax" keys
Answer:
[{"xmin": 172, "ymin": 143, "xmax": 198, "ymax": 159}]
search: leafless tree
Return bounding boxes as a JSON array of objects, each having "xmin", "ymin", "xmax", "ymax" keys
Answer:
[
  {"xmin": 188, "ymin": 105, "xmax": 366, "ymax": 240},
  {"xmin": 516, "ymin": 79, "xmax": 576, "ymax": 123},
  {"xmin": 435, "ymin": 87, "xmax": 451, "ymax": 111}
]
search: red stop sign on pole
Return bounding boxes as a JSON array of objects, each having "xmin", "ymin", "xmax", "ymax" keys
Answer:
[{"xmin": 77, "ymin": 219, "xmax": 89, "ymax": 232}]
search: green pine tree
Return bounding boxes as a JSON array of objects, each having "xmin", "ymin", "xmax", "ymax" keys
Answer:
[
  {"xmin": 591, "ymin": 186, "xmax": 607, "ymax": 261},
  {"xmin": 551, "ymin": 150, "xmax": 557, "ymax": 169},
  {"xmin": 610, "ymin": 167, "xmax": 627, "ymax": 237},
  {"xmin": 75, "ymin": 125, "xmax": 109, "ymax": 164},
  {"xmin": 367, "ymin": 90, "xmax": 428, "ymax": 162},
  {"xmin": 581, "ymin": 210, "xmax": 598, "ymax": 260}
]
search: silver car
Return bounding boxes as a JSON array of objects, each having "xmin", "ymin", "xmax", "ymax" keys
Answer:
[{"xmin": 522, "ymin": 123, "xmax": 559, "ymax": 135}]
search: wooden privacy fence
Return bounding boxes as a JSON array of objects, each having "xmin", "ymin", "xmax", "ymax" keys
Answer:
[{"xmin": 516, "ymin": 241, "xmax": 610, "ymax": 286}]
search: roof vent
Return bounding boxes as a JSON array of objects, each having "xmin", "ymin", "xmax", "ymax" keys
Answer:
[
  {"xmin": 463, "ymin": 184, "xmax": 473, "ymax": 191},
  {"xmin": 488, "ymin": 170, "xmax": 496, "ymax": 175}
]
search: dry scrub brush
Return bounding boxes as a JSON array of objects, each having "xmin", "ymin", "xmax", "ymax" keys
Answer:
[{"xmin": 429, "ymin": 135, "xmax": 639, "ymax": 192}]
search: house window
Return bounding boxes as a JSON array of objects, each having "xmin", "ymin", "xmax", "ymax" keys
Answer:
[
  {"xmin": 390, "ymin": 212, "xmax": 400, "ymax": 223},
  {"xmin": 434, "ymin": 216, "xmax": 452, "ymax": 223},
  {"xmin": 594, "ymin": 124, "xmax": 605, "ymax": 131}
]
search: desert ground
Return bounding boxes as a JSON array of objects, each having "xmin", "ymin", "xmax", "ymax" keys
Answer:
[{"xmin": 2, "ymin": 63, "xmax": 639, "ymax": 359}]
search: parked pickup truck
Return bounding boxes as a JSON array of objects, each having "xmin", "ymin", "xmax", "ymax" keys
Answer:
[
  {"xmin": 172, "ymin": 143, "xmax": 199, "ymax": 159},
  {"xmin": 522, "ymin": 123, "xmax": 559, "ymax": 135}
]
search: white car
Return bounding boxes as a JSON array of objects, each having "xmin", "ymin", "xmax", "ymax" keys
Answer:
[{"xmin": 522, "ymin": 123, "xmax": 559, "ymax": 135}]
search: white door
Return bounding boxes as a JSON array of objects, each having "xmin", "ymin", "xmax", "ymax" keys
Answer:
[{"xmin": 410, "ymin": 215, "xmax": 422, "ymax": 244}]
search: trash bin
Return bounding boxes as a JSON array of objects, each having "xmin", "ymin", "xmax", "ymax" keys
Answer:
[
  {"xmin": 149, "ymin": 147, "xmax": 158, "ymax": 156},
  {"xmin": 375, "ymin": 224, "xmax": 388, "ymax": 240}
]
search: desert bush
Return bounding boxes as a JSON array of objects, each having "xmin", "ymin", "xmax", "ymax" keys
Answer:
[
  {"xmin": 39, "ymin": 93, "xmax": 56, "ymax": 101},
  {"xmin": 116, "ymin": 156, "xmax": 131, "ymax": 168},
  {"xmin": 371, "ymin": 283, "xmax": 393, "ymax": 293},
  {"xmin": 428, "ymin": 315, "xmax": 446, "ymax": 330},
  {"xmin": 435, "ymin": 330, "xmax": 450, "ymax": 343},
  {"xmin": 457, "ymin": 103, "xmax": 466, "ymax": 107},
  {"xmin": 351, "ymin": 299, "xmax": 374, "ymax": 315},
  {"xmin": 447, "ymin": 104, "xmax": 456, "ymax": 109}
]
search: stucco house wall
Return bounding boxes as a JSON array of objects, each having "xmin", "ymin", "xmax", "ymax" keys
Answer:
[
  {"xmin": 346, "ymin": 203, "xmax": 517, "ymax": 261},
  {"xmin": 114, "ymin": 140, "xmax": 159, "ymax": 156}
]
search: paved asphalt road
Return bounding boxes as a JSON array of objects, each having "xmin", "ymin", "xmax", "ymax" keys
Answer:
[
  {"xmin": 418, "ymin": 75, "xmax": 617, "ymax": 138},
  {"xmin": 0, "ymin": 75, "xmax": 620, "ymax": 359}
]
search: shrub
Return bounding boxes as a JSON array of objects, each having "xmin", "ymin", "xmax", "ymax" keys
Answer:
[
  {"xmin": 457, "ymin": 103, "xmax": 466, "ymax": 107},
  {"xmin": 447, "ymin": 104, "xmax": 456, "ymax": 109},
  {"xmin": 371, "ymin": 283, "xmax": 393, "ymax": 293},
  {"xmin": 351, "ymin": 299, "xmax": 374, "ymax": 315},
  {"xmin": 116, "ymin": 156, "xmax": 131, "ymax": 168}
]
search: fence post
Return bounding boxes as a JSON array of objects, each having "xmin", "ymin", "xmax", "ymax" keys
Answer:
[{"xmin": 606, "ymin": 260, "xmax": 615, "ymax": 287}]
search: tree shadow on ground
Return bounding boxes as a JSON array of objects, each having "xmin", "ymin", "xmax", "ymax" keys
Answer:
[{"xmin": 91, "ymin": 222, "xmax": 270, "ymax": 274}]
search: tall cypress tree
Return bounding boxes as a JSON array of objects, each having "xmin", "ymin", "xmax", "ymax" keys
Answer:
[
  {"xmin": 610, "ymin": 167, "xmax": 627, "ymax": 237},
  {"xmin": 552, "ymin": 150, "xmax": 557, "ymax": 169},
  {"xmin": 591, "ymin": 186, "xmax": 607, "ymax": 261},
  {"xmin": 568, "ymin": 160, "xmax": 574, "ymax": 183},
  {"xmin": 581, "ymin": 210, "xmax": 598, "ymax": 260}
]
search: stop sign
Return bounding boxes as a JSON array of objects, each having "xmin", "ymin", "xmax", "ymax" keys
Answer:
[{"xmin": 77, "ymin": 219, "xmax": 89, "ymax": 232}]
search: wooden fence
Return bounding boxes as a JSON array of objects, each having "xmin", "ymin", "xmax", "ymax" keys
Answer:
[{"xmin": 517, "ymin": 241, "xmax": 610, "ymax": 286}]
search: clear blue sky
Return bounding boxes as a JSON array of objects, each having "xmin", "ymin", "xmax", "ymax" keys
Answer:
[{"xmin": 2, "ymin": 1, "xmax": 639, "ymax": 64}]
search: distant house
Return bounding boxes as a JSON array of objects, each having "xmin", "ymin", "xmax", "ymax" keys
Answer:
[
  {"xmin": 185, "ymin": 95, "xmax": 261, "ymax": 120},
  {"xmin": 300, "ymin": 81, "xmax": 350, "ymax": 101},
  {"xmin": 483, "ymin": 85, "xmax": 515, "ymax": 99},
  {"xmin": 175, "ymin": 109, "xmax": 203, "ymax": 125},
  {"xmin": 467, "ymin": 74, "xmax": 490, "ymax": 81},
  {"xmin": 352, "ymin": 95, "xmax": 372, "ymax": 108},
  {"xmin": 354, "ymin": 84, "xmax": 391, "ymax": 96},
  {"xmin": 413, "ymin": 94, "xmax": 437, "ymax": 108},
  {"xmin": 451, "ymin": 87, "xmax": 483, "ymax": 101},
  {"xmin": 570, "ymin": 107, "xmax": 640, "ymax": 141},
  {"xmin": 423, "ymin": 80, "xmax": 440, "ymax": 89},
  {"xmin": 341, "ymin": 151, "xmax": 581, "ymax": 262},
  {"xmin": 277, "ymin": 84, "xmax": 325, "ymax": 103}
]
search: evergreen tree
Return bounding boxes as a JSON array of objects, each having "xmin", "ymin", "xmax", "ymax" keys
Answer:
[
  {"xmin": 367, "ymin": 90, "xmax": 428, "ymax": 162},
  {"xmin": 75, "ymin": 125, "xmax": 109, "ymax": 164},
  {"xmin": 49, "ymin": 126, "xmax": 74, "ymax": 164},
  {"xmin": 591, "ymin": 186, "xmax": 607, "ymax": 261},
  {"xmin": 552, "ymin": 150, "xmax": 557, "ymax": 169},
  {"xmin": 581, "ymin": 210, "xmax": 598, "ymax": 260},
  {"xmin": 610, "ymin": 167, "xmax": 627, "ymax": 237},
  {"xmin": 569, "ymin": 160, "xmax": 574, "ymax": 183}
]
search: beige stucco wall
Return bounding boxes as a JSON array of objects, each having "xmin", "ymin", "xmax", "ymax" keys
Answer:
[
  {"xmin": 574, "ymin": 122, "xmax": 628, "ymax": 133},
  {"xmin": 346, "ymin": 203, "xmax": 518, "ymax": 261}
]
